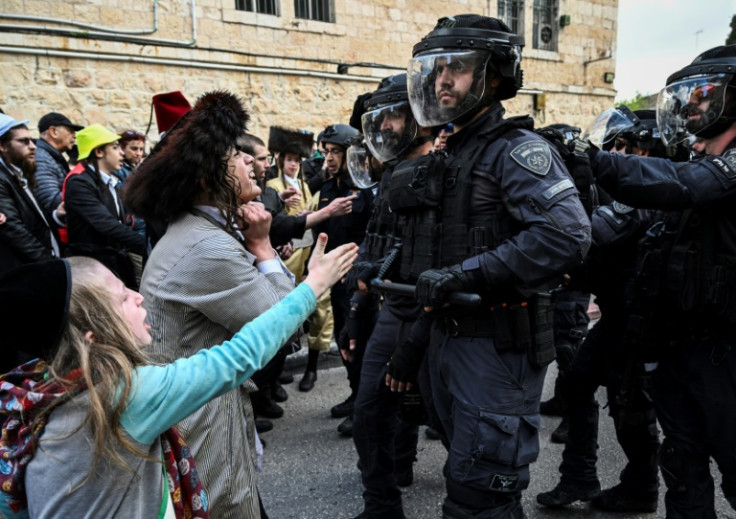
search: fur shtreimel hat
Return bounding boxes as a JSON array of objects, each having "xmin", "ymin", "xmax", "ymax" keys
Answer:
[
  {"xmin": 124, "ymin": 90, "xmax": 249, "ymax": 222},
  {"xmin": 0, "ymin": 259, "xmax": 71, "ymax": 369},
  {"xmin": 268, "ymin": 126, "xmax": 313, "ymax": 158}
]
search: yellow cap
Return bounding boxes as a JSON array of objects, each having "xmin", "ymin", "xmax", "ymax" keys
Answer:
[{"xmin": 76, "ymin": 124, "xmax": 120, "ymax": 160}]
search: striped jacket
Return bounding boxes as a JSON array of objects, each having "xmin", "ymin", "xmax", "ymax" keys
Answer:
[{"xmin": 140, "ymin": 211, "xmax": 294, "ymax": 519}]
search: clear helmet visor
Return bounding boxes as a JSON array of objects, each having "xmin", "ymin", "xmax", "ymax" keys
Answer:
[
  {"xmin": 656, "ymin": 73, "xmax": 731, "ymax": 145},
  {"xmin": 581, "ymin": 107, "xmax": 639, "ymax": 148},
  {"xmin": 407, "ymin": 49, "xmax": 491, "ymax": 127},
  {"xmin": 347, "ymin": 142, "xmax": 377, "ymax": 189},
  {"xmin": 361, "ymin": 101, "xmax": 418, "ymax": 163}
]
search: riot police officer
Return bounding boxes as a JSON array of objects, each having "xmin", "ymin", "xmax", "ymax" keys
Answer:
[
  {"xmin": 538, "ymin": 108, "xmax": 671, "ymax": 513},
  {"xmin": 309, "ymin": 123, "xmax": 374, "ymax": 432},
  {"xmin": 347, "ymin": 73, "xmax": 437, "ymax": 519},
  {"xmin": 386, "ymin": 14, "xmax": 591, "ymax": 518},
  {"xmin": 586, "ymin": 45, "xmax": 736, "ymax": 518}
]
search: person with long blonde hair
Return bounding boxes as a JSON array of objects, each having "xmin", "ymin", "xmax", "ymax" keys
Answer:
[{"xmin": 0, "ymin": 235, "xmax": 356, "ymax": 518}]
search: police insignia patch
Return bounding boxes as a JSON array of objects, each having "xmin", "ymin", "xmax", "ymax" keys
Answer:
[
  {"xmin": 612, "ymin": 201, "xmax": 634, "ymax": 214},
  {"xmin": 719, "ymin": 148, "xmax": 736, "ymax": 179},
  {"xmin": 510, "ymin": 141, "xmax": 552, "ymax": 176},
  {"xmin": 489, "ymin": 473, "xmax": 520, "ymax": 492}
]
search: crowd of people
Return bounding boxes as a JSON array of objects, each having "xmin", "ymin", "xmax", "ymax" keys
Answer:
[{"xmin": 0, "ymin": 11, "xmax": 734, "ymax": 519}]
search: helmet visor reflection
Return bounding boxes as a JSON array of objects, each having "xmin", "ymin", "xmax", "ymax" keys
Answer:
[
  {"xmin": 582, "ymin": 107, "xmax": 638, "ymax": 149},
  {"xmin": 656, "ymin": 74, "xmax": 731, "ymax": 145},
  {"xmin": 347, "ymin": 143, "xmax": 376, "ymax": 189},
  {"xmin": 407, "ymin": 49, "xmax": 490, "ymax": 127},
  {"xmin": 361, "ymin": 101, "xmax": 418, "ymax": 162}
]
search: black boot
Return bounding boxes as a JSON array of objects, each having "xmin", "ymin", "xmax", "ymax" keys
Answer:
[
  {"xmin": 250, "ymin": 390, "xmax": 284, "ymax": 419},
  {"xmin": 550, "ymin": 416, "xmax": 569, "ymax": 444},
  {"xmin": 591, "ymin": 483, "xmax": 658, "ymax": 513},
  {"xmin": 299, "ymin": 370, "xmax": 317, "ymax": 392},
  {"xmin": 537, "ymin": 480, "xmax": 601, "ymax": 507}
]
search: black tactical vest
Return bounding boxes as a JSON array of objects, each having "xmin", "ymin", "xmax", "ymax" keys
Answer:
[
  {"xmin": 388, "ymin": 116, "xmax": 533, "ymax": 284},
  {"xmin": 362, "ymin": 165, "xmax": 402, "ymax": 265}
]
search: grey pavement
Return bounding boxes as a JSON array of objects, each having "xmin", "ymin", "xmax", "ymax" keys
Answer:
[{"xmin": 257, "ymin": 347, "xmax": 733, "ymax": 519}]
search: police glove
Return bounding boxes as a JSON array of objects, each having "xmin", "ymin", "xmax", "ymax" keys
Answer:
[
  {"xmin": 386, "ymin": 339, "xmax": 427, "ymax": 390},
  {"xmin": 415, "ymin": 264, "xmax": 476, "ymax": 310},
  {"xmin": 344, "ymin": 261, "xmax": 380, "ymax": 292}
]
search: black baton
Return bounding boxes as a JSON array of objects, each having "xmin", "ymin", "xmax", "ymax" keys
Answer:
[{"xmin": 370, "ymin": 279, "xmax": 482, "ymax": 307}]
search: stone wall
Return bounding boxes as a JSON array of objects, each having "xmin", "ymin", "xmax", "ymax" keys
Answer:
[{"xmin": 0, "ymin": 0, "xmax": 617, "ymax": 141}]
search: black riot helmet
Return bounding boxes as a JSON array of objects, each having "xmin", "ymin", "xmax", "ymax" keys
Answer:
[
  {"xmin": 407, "ymin": 14, "xmax": 524, "ymax": 127},
  {"xmin": 321, "ymin": 123, "xmax": 360, "ymax": 149},
  {"xmin": 321, "ymin": 123, "xmax": 360, "ymax": 176},
  {"xmin": 657, "ymin": 45, "xmax": 736, "ymax": 145},
  {"xmin": 360, "ymin": 74, "xmax": 419, "ymax": 162},
  {"xmin": 582, "ymin": 104, "xmax": 641, "ymax": 151}
]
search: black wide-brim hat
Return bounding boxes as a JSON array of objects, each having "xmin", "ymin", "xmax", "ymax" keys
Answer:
[
  {"xmin": 268, "ymin": 126, "xmax": 314, "ymax": 158},
  {"xmin": 0, "ymin": 259, "xmax": 71, "ymax": 362}
]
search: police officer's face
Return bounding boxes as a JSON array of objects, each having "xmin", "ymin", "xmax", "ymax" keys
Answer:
[
  {"xmin": 611, "ymin": 137, "xmax": 629, "ymax": 155},
  {"xmin": 434, "ymin": 56, "xmax": 476, "ymax": 109},
  {"xmin": 324, "ymin": 144, "xmax": 344, "ymax": 174},
  {"xmin": 379, "ymin": 110, "xmax": 406, "ymax": 135}
]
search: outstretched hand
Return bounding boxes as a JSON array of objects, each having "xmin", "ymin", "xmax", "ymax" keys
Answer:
[{"xmin": 304, "ymin": 233, "xmax": 359, "ymax": 297}]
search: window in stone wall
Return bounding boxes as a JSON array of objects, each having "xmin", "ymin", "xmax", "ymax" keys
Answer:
[
  {"xmin": 498, "ymin": 0, "xmax": 524, "ymax": 36},
  {"xmin": 235, "ymin": 0, "xmax": 279, "ymax": 15},
  {"xmin": 533, "ymin": 0, "xmax": 558, "ymax": 51},
  {"xmin": 294, "ymin": 0, "xmax": 333, "ymax": 22}
]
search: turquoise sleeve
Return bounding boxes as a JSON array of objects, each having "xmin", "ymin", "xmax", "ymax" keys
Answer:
[
  {"xmin": 0, "ymin": 500, "xmax": 29, "ymax": 519},
  {"xmin": 121, "ymin": 283, "xmax": 316, "ymax": 444}
]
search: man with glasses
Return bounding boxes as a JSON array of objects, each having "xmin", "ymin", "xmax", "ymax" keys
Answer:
[
  {"xmin": 33, "ymin": 112, "xmax": 84, "ymax": 228},
  {"xmin": 306, "ymin": 123, "xmax": 374, "ymax": 435},
  {"xmin": 0, "ymin": 113, "xmax": 61, "ymax": 273}
]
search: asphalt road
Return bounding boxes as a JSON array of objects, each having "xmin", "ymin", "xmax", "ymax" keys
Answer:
[{"xmin": 256, "ymin": 349, "xmax": 733, "ymax": 519}]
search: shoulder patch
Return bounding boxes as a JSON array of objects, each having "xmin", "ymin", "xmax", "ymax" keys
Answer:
[
  {"xmin": 612, "ymin": 201, "xmax": 635, "ymax": 214},
  {"xmin": 510, "ymin": 140, "xmax": 552, "ymax": 176},
  {"xmin": 711, "ymin": 148, "xmax": 736, "ymax": 179}
]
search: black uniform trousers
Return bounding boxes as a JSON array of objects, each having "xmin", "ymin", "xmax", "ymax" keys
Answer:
[
  {"xmin": 652, "ymin": 335, "xmax": 736, "ymax": 518},
  {"xmin": 353, "ymin": 304, "xmax": 420, "ymax": 517},
  {"xmin": 557, "ymin": 308, "xmax": 660, "ymax": 495}
]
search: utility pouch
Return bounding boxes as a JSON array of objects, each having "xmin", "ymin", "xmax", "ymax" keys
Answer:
[
  {"xmin": 388, "ymin": 152, "xmax": 446, "ymax": 214},
  {"xmin": 527, "ymin": 293, "xmax": 555, "ymax": 368},
  {"xmin": 491, "ymin": 302, "xmax": 534, "ymax": 356}
]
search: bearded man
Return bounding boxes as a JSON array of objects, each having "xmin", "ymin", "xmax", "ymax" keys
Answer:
[{"xmin": 0, "ymin": 113, "xmax": 60, "ymax": 273}]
